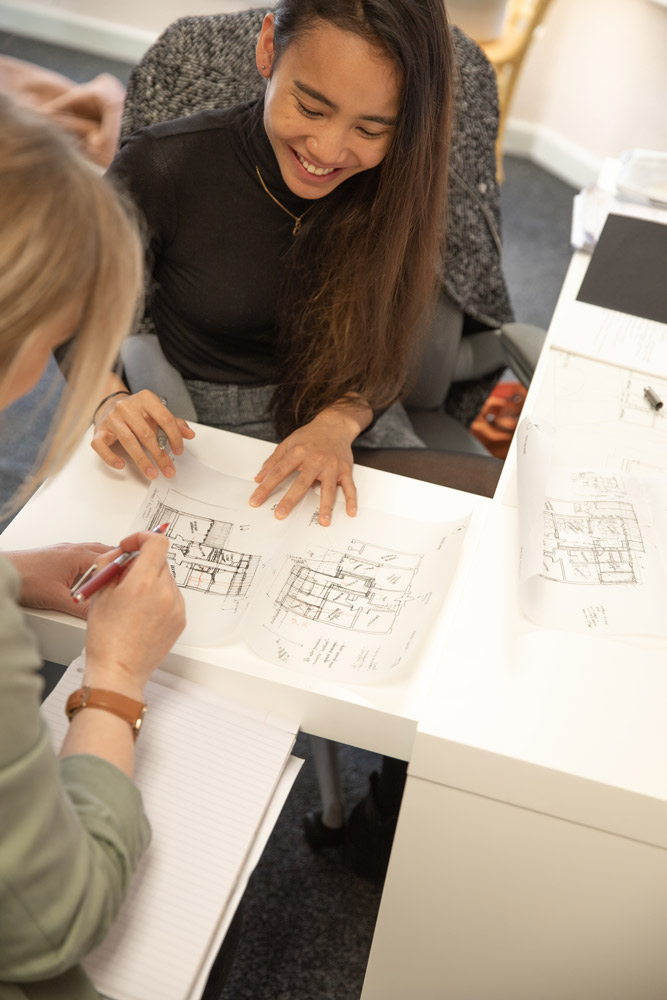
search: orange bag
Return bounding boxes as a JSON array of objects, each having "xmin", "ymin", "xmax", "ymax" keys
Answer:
[{"xmin": 470, "ymin": 381, "xmax": 527, "ymax": 459}]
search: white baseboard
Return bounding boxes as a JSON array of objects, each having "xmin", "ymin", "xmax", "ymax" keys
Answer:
[
  {"xmin": 504, "ymin": 118, "xmax": 602, "ymax": 190},
  {"xmin": 0, "ymin": 1, "xmax": 156, "ymax": 64}
]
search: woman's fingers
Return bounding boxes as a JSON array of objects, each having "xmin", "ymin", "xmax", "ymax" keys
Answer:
[
  {"xmin": 254, "ymin": 441, "xmax": 288, "ymax": 483},
  {"xmin": 250, "ymin": 452, "xmax": 356, "ymax": 525},
  {"xmin": 100, "ymin": 415, "xmax": 165, "ymax": 479},
  {"xmin": 116, "ymin": 529, "xmax": 167, "ymax": 555},
  {"xmin": 338, "ymin": 468, "xmax": 358, "ymax": 518},
  {"xmin": 85, "ymin": 533, "xmax": 185, "ymax": 687},
  {"xmin": 249, "ymin": 451, "xmax": 301, "ymax": 508},
  {"xmin": 90, "ymin": 430, "xmax": 126, "ymax": 470},
  {"xmin": 83, "ymin": 542, "xmax": 116, "ymax": 556},
  {"xmin": 316, "ymin": 470, "xmax": 338, "ymax": 526},
  {"xmin": 273, "ymin": 468, "xmax": 318, "ymax": 520},
  {"xmin": 150, "ymin": 407, "xmax": 195, "ymax": 458},
  {"xmin": 91, "ymin": 391, "xmax": 194, "ymax": 480},
  {"xmin": 176, "ymin": 417, "xmax": 197, "ymax": 441}
]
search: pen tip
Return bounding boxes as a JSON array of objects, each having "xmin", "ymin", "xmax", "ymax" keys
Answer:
[{"xmin": 158, "ymin": 522, "xmax": 169, "ymax": 533}]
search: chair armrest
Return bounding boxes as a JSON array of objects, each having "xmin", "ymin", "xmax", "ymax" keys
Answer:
[
  {"xmin": 119, "ymin": 334, "xmax": 198, "ymax": 422},
  {"xmin": 497, "ymin": 322, "xmax": 547, "ymax": 387},
  {"xmin": 450, "ymin": 322, "xmax": 547, "ymax": 387}
]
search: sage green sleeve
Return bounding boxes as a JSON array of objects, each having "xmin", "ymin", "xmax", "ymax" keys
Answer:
[{"xmin": 0, "ymin": 555, "xmax": 150, "ymax": 986}]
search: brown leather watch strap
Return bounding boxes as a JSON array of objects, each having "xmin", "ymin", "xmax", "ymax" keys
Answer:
[{"xmin": 65, "ymin": 686, "xmax": 147, "ymax": 741}]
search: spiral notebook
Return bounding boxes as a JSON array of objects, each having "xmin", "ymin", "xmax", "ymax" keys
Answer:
[{"xmin": 42, "ymin": 656, "xmax": 300, "ymax": 1000}]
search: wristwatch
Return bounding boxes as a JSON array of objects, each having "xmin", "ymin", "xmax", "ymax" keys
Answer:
[{"xmin": 65, "ymin": 686, "xmax": 147, "ymax": 741}]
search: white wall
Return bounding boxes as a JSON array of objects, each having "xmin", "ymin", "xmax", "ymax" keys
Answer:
[
  {"xmin": 1, "ymin": 0, "xmax": 666, "ymax": 186},
  {"xmin": 504, "ymin": 0, "xmax": 667, "ymax": 184},
  {"xmin": 0, "ymin": 1, "xmax": 267, "ymax": 60},
  {"xmin": 1, "ymin": 0, "xmax": 262, "ymax": 36}
]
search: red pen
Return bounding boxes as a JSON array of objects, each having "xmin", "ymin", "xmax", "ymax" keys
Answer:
[{"xmin": 72, "ymin": 523, "xmax": 169, "ymax": 604}]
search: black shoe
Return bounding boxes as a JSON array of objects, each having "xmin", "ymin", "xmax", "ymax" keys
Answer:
[
  {"xmin": 303, "ymin": 809, "xmax": 345, "ymax": 850},
  {"xmin": 343, "ymin": 771, "xmax": 397, "ymax": 881}
]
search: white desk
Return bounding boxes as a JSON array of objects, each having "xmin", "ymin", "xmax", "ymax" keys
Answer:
[
  {"xmin": 362, "ymin": 250, "xmax": 667, "ymax": 999},
  {"xmin": 0, "ymin": 423, "xmax": 487, "ymax": 760},
  {"xmin": 494, "ymin": 249, "xmax": 591, "ymax": 507},
  {"xmin": 10, "ymin": 248, "xmax": 667, "ymax": 996}
]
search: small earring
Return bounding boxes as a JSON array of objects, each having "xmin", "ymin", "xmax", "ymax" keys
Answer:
[{"xmin": 261, "ymin": 64, "xmax": 266, "ymax": 70}]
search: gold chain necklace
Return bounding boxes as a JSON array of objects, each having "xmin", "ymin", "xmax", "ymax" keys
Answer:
[{"xmin": 255, "ymin": 165, "xmax": 311, "ymax": 236}]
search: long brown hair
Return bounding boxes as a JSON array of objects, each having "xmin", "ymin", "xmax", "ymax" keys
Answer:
[
  {"xmin": 270, "ymin": 0, "xmax": 455, "ymax": 436},
  {"xmin": 0, "ymin": 96, "xmax": 143, "ymax": 511}
]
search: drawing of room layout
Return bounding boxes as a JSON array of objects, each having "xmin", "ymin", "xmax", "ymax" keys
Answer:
[
  {"xmin": 146, "ymin": 493, "xmax": 259, "ymax": 600},
  {"xmin": 542, "ymin": 497, "xmax": 644, "ymax": 585},
  {"xmin": 274, "ymin": 540, "xmax": 422, "ymax": 633}
]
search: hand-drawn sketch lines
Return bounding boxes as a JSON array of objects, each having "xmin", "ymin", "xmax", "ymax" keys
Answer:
[
  {"xmin": 618, "ymin": 372, "xmax": 667, "ymax": 430},
  {"xmin": 146, "ymin": 490, "xmax": 259, "ymax": 601},
  {"xmin": 272, "ymin": 540, "xmax": 423, "ymax": 634},
  {"xmin": 542, "ymin": 496, "xmax": 644, "ymax": 586}
]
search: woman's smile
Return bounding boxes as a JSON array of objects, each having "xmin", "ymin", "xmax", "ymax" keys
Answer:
[{"xmin": 292, "ymin": 147, "xmax": 343, "ymax": 181}]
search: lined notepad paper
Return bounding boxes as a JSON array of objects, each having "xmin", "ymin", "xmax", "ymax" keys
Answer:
[{"xmin": 42, "ymin": 658, "xmax": 298, "ymax": 1000}]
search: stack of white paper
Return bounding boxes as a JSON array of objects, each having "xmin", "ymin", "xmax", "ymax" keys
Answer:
[
  {"xmin": 43, "ymin": 658, "xmax": 299, "ymax": 1000},
  {"xmin": 516, "ymin": 418, "xmax": 667, "ymax": 637}
]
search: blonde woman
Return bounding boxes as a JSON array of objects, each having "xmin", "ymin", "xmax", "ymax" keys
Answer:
[{"xmin": 0, "ymin": 96, "xmax": 185, "ymax": 1000}]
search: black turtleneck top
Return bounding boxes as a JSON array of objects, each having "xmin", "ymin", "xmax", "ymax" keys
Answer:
[{"xmin": 108, "ymin": 98, "xmax": 309, "ymax": 385}]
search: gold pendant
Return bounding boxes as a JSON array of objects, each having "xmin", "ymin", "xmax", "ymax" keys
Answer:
[{"xmin": 292, "ymin": 218, "xmax": 302, "ymax": 236}]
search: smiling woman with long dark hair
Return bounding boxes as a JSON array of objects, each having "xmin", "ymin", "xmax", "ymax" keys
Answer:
[
  {"xmin": 92, "ymin": 0, "xmax": 467, "ymax": 527},
  {"xmin": 267, "ymin": 0, "xmax": 454, "ymax": 437}
]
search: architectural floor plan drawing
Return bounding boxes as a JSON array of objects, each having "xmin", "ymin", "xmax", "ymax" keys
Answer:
[
  {"xmin": 129, "ymin": 451, "xmax": 472, "ymax": 671},
  {"xmin": 273, "ymin": 541, "xmax": 423, "ymax": 634},
  {"xmin": 532, "ymin": 351, "xmax": 667, "ymax": 479},
  {"xmin": 544, "ymin": 351, "xmax": 667, "ymax": 432},
  {"xmin": 517, "ymin": 418, "xmax": 667, "ymax": 636},
  {"xmin": 542, "ymin": 497, "xmax": 644, "ymax": 585},
  {"xmin": 245, "ymin": 505, "xmax": 470, "ymax": 682},
  {"xmin": 146, "ymin": 491, "xmax": 260, "ymax": 602}
]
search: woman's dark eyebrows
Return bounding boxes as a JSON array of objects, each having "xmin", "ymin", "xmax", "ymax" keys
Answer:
[
  {"xmin": 293, "ymin": 80, "xmax": 396, "ymax": 126},
  {"xmin": 294, "ymin": 80, "xmax": 335, "ymax": 108}
]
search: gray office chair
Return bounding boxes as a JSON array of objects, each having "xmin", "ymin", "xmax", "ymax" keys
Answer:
[{"xmin": 118, "ymin": 7, "xmax": 546, "ymax": 833}]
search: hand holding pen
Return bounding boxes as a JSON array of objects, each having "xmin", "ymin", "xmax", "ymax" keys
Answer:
[
  {"xmin": 5, "ymin": 543, "xmax": 113, "ymax": 620},
  {"xmin": 91, "ymin": 389, "xmax": 195, "ymax": 482},
  {"xmin": 83, "ymin": 527, "xmax": 185, "ymax": 693},
  {"xmin": 71, "ymin": 523, "xmax": 169, "ymax": 604},
  {"xmin": 157, "ymin": 397, "xmax": 170, "ymax": 451}
]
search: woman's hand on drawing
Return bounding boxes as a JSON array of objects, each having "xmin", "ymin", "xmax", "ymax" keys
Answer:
[
  {"xmin": 249, "ymin": 400, "xmax": 372, "ymax": 526},
  {"xmin": 91, "ymin": 389, "xmax": 195, "ymax": 480},
  {"xmin": 84, "ymin": 530, "xmax": 185, "ymax": 695},
  {"xmin": 6, "ymin": 543, "xmax": 113, "ymax": 620}
]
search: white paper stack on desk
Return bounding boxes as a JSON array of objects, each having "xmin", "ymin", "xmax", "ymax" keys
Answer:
[
  {"xmin": 571, "ymin": 151, "xmax": 667, "ymax": 251},
  {"xmin": 553, "ymin": 213, "xmax": 667, "ymax": 378},
  {"xmin": 516, "ymin": 417, "xmax": 667, "ymax": 637},
  {"xmin": 516, "ymin": 211, "xmax": 667, "ymax": 636}
]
